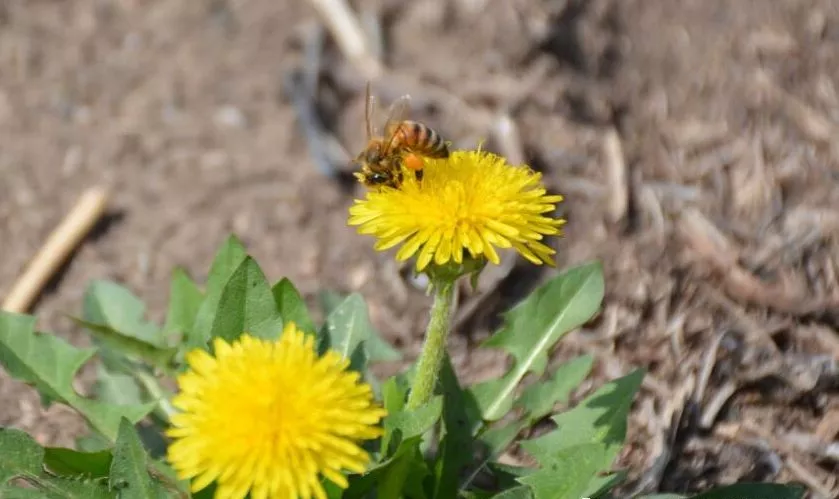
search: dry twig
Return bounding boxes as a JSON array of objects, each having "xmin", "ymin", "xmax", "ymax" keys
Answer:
[
  {"xmin": 490, "ymin": 114, "xmax": 525, "ymax": 166},
  {"xmin": 632, "ymin": 373, "xmax": 695, "ymax": 494},
  {"xmin": 716, "ymin": 421, "xmax": 834, "ymax": 497},
  {"xmin": 305, "ymin": 0, "xmax": 383, "ymax": 79},
  {"xmin": 784, "ymin": 456, "xmax": 836, "ymax": 499},
  {"xmin": 782, "ymin": 431, "xmax": 839, "ymax": 463},
  {"xmin": 3, "ymin": 187, "xmax": 110, "ymax": 313},
  {"xmin": 679, "ymin": 208, "xmax": 839, "ymax": 315},
  {"xmin": 815, "ymin": 408, "xmax": 839, "ymax": 442},
  {"xmin": 666, "ymin": 119, "xmax": 731, "ymax": 153},
  {"xmin": 603, "ymin": 128, "xmax": 628, "ymax": 223},
  {"xmin": 694, "ymin": 331, "xmax": 723, "ymax": 412},
  {"xmin": 699, "ymin": 380, "xmax": 737, "ymax": 430},
  {"xmin": 753, "ymin": 69, "xmax": 839, "ymax": 148}
]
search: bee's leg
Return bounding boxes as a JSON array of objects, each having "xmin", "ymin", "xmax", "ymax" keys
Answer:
[{"xmin": 414, "ymin": 169, "xmax": 424, "ymax": 182}]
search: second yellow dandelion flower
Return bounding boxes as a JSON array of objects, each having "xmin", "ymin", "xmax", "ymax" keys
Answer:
[{"xmin": 166, "ymin": 323, "xmax": 387, "ymax": 499}]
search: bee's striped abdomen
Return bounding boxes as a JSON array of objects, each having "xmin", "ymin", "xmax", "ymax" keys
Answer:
[{"xmin": 400, "ymin": 120, "xmax": 449, "ymax": 158}]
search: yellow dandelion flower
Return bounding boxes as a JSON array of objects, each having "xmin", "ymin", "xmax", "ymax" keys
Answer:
[
  {"xmin": 348, "ymin": 150, "xmax": 566, "ymax": 271},
  {"xmin": 166, "ymin": 323, "xmax": 387, "ymax": 499}
]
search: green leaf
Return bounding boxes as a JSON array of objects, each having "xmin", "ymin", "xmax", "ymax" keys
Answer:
[
  {"xmin": 162, "ymin": 267, "xmax": 204, "ymax": 337},
  {"xmin": 204, "ymin": 257, "xmax": 283, "ymax": 344},
  {"xmin": 318, "ymin": 290, "xmax": 348, "ymax": 317},
  {"xmin": 461, "ymin": 419, "xmax": 529, "ymax": 491},
  {"xmin": 479, "ymin": 419, "xmax": 529, "ymax": 457},
  {"xmin": 461, "ymin": 492, "xmax": 497, "ymax": 499},
  {"xmin": 72, "ymin": 318, "xmax": 177, "ymax": 369},
  {"xmin": 489, "ymin": 486, "xmax": 533, "ymax": 499},
  {"xmin": 344, "ymin": 429, "xmax": 430, "ymax": 499},
  {"xmin": 366, "ymin": 395, "xmax": 442, "ymax": 499},
  {"xmin": 375, "ymin": 436, "xmax": 431, "ymax": 499},
  {"xmin": 366, "ymin": 333, "xmax": 403, "ymax": 362},
  {"xmin": 82, "ymin": 281, "xmax": 163, "ymax": 346},
  {"xmin": 272, "ymin": 278, "xmax": 316, "ymax": 335},
  {"xmin": 487, "ymin": 462, "xmax": 534, "ymax": 485},
  {"xmin": 75, "ymin": 433, "xmax": 111, "ymax": 453},
  {"xmin": 43, "ymin": 448, "xmax": 112, "ymax": 478},
  {"xmin": 515, "ymin": 355, "xmax": 594, "ymax": 424},
  {"xmin": 522, "ymin": 369, "xmax": 643, "ymax": 466},
  {"xmin": 94, "ymin": 364, "xmax": 145, "ymax": 407},
  {"xmin": 192, "ymin": 483, "xmax": 218, "ymax": 499},
  {"xmin": 636, "ymin": 495, "xmax": 686, "ymax": 499},
  {"xmin": 0, "ymin": 313, "xmax": 156, "ymax": 441},
  {"xmin": 520, "ymin": 369, "xmax": 644, "ymax": 497},
  {"xmin": 1, "ymin": 478, "xmax": 112, "ymax": 499},
  {"xmin": 110, "ymin": 418, "xmax": 167, "ymax": 498},
  {"xmin": 320, "ymin": 293, "xmax": 373, "ymax": 358},
  {"xmin": 583, "ymin": 470, "xmax": 627, "ymax": 499},
  {"xmin": 0, "ymin": 428, "xmax": 43, "ymax": 483},
  {"xmin": 470, "ymin": 262, "xmax": 604, "ymax": 421},
  {"xmin": 321, "ymin": 479, "xmax": 346, "ymax": 499},
  {"xmin": 0, "ymin": 429, "xmax": 112, "ymax": 499},
  {"xmin": 687, "ymin": 483, "xmax": 806, "ymax": 499},
  {"xmin": 382, "ymin": 376, "xmax": 409, "ymax": 417},
  {"xmin": 382, "ymin": 395, "xmax": 443, "ymax": 456},
  {"xmin": 433, "ymin": 356, "xmax": 478, "ymax": 499},
  {"xmin": 189, "ymin": 235, "xmax": 248, "ymax": 348},
  {"xmin": 518, "ymin": 443, "xmax": 608, "ymax": 499},
  {"xmin": 319, "ymin": 293, "xmax": 399, "ymax": 368},
  {"xmin": 0, "ymin": 487, "xmax": 44, "ymax": 498}
]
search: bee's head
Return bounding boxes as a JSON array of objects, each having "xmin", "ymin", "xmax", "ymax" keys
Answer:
[
  {"xmin": 363, "ymin": 144, "xmax": 384, "ymax": 164},
  {"xmin": 366, "ymin": 171, "xmax": 391, "ymax": 185},
  {"xmin": 359, "ymin": 165, "xmax": 402, "ymax": 188}
]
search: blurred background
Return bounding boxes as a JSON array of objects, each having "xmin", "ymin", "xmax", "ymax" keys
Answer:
[{"xmin": 1, "ymin": 0, "xmax": 838, "ymax": 496}]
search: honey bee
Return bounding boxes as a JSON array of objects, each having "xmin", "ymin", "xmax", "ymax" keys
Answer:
[{"xmin": 354, "ymin": 83, "xmax": 450, "ymax": 189}]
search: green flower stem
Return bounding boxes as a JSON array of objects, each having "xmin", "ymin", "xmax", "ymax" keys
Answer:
[{"xmin": 406, "ymin": 277, "xmax": 456, "ymax": 409}]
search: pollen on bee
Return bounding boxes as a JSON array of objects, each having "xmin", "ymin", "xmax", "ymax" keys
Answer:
[{"xmin": 403, "ymin": 153, "xmax": 424, "ymax": 171}]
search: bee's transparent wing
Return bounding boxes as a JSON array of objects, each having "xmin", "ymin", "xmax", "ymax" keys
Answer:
[{"xmin": 382, "ymin": 94, "xmax": 412, "ymax": 154}]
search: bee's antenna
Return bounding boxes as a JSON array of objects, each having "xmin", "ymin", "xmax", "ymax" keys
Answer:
[{"xmin": 365, "ymin": 81, "xmax": 374, "ymax": 140}]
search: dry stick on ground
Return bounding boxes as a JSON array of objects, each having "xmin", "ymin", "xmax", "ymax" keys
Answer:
[
  {"xmin": 631, "ymin": 373, "xmax": 696, "ymax": 495},
  {"xmin": 783, "ymin": 431, "xmax": 839, "ymax": 463},
  {"xmin": 2, "ymin": 187, "xmax": 110, "ymax": 314},
  {"xmin": 638, "ymin": 183, "xmax": 666, "ymax": 243},
  {"xmin": 753, "ymin": 69, "xmax": 839, "ymax": 148},
  {"xmin": 693, "ymin": 331, "xmax": 724, "ymax": 411},
  {"xmin": 784, "ymin": 457, "xmax": 836, "ymax": 499},
  {"xmin": 739, "ymin": 421, "xmax": 837, "ymax": 498},
  {"xmin": 306, "ymin": 0, "xmax": 383, "ymax": 79},
  {"xmin": 679, "ymin": 207, "xmax": 839, "ymax": 315},
  {"xmin": 490, "ymin": 114, "xmax": 525, "ymax": 166},
  {"xmin": 815, "ymin": 408, "xmax": 839, "ymax": 443},
  {"xmin": 699, "ymin": 284, "xmax": 784, "ymax": 352},
  {"xmin": 699, "ymin": 381, "xmax": 738, "ymax": 430},
  {"xmin": 715, "ymin": 422, "xmax": 834, "ymax": 498},
  {"xmin": 604, "ymin": 128, "xmax": 628, "ymax": 223}
]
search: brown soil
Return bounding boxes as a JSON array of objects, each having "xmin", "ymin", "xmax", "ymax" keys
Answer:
[{"xmin": 2, "ymin": 0, "xmax": 838, "ymax": 496}]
